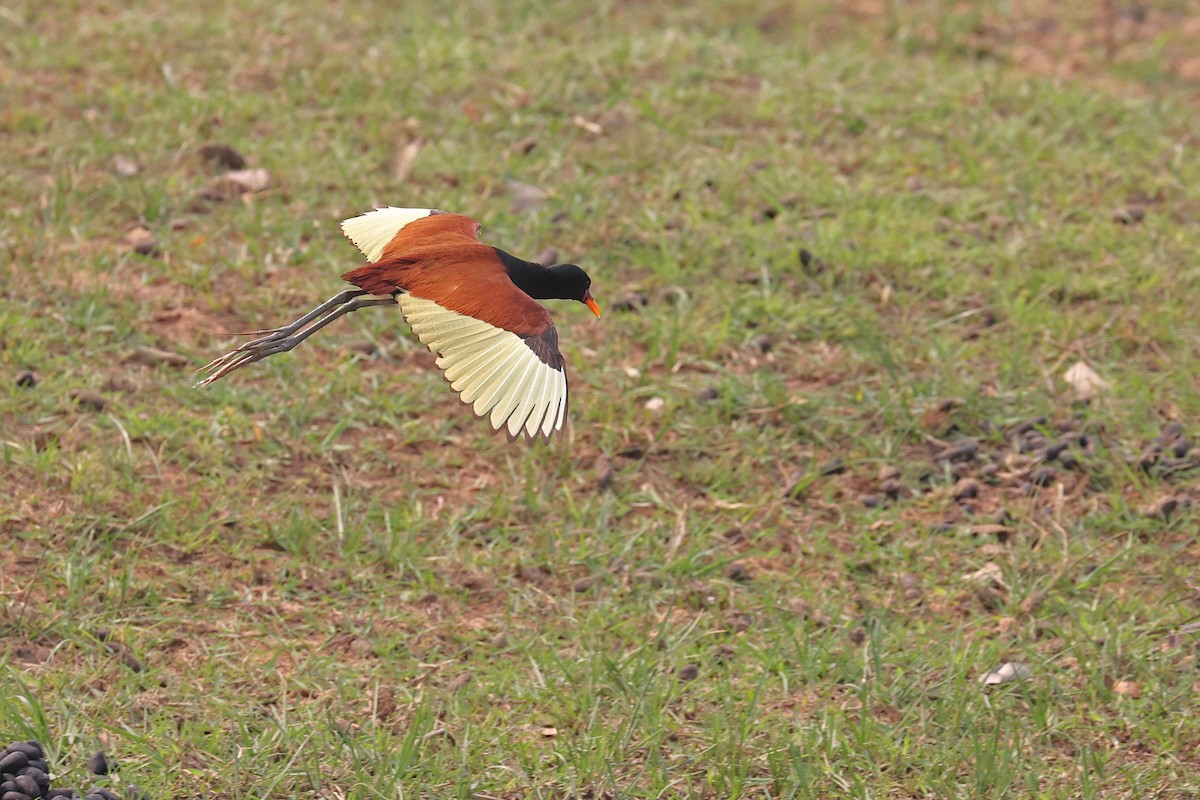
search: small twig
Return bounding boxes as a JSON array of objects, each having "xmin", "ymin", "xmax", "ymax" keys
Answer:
[{"xmin": 664, "ymin": 505, "xmax": 688, "ymax": 563}]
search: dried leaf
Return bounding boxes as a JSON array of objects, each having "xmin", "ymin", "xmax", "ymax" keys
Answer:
[
  {"xmin": 968, "ymin": 524, "xmax": 1013, "ymax": 537},
  {"xmin": 112, "ymin": 154, "xmax": 140, "ymax": 177},
  {"xmin": 124, "ymin": 346, "xmax": 189, "ymax": 368},
  {"xmin": 446, "ymin": 671, "xmax": 473, "ymax": 692},
  {"xmin": 1112, "ymin": 680, "xmax": 1141, "ymax": 698},
  {"xmin": 1112, "ymin": 206, "xmax": 1145, "ymax": 224},
  {"xmin": 962, "ymin": 562, "xmax": 1008, "ymax": 592},
  {"xmin": 1063, "ymin": 361, "xmax": 1109, "ymax": 402},
  {"xmin": 980, "ymin": 661, "xmax": 1031, "ymax": 686},
  {"xmin": 644, "ymin": 397, "xmax": 665, "ymax": 413},
  {"xmin": 572, "ymin": 114, "xmax": 603, "ymax": 134},
  {"xmin": 123, "ymin": 225, "xmax": 158, "ymax": 256},
  {"xmin": 391, "ymin": 139, "xmax": 421, "ymax": 183},
  {"xmin": 508, "ymin": 180, "xmax": 546, "ymax": 213},
  {"xmin": 199, "ymin": 168, "xmax": 271, "ymax": 201}
]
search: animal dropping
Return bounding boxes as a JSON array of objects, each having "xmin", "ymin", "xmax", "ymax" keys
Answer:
[{"xmin": 197, "ymin": 207, "xmax": 602, "ymax": 441}]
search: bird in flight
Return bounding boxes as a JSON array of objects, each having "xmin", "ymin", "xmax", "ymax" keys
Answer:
[{"xmin": 197, "ymin": 207, "xmax": 601, "ymax": 441}]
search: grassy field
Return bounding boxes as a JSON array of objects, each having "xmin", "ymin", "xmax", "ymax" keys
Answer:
[{"xmin": 3, "ymin": 1, "xmax": 1200, "ymax": 797}]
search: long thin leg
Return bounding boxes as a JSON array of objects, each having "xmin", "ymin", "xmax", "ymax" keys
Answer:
[
  {"xmin": 198, "ymin": 290, "xmax": 367, "ymax": 380},
  {"xmin": 228, "ymin": 289, "xmax": 368, "ymax": 338},
  {"xmin": 196, "ymin": 294, "xmax": 397, "ymax": 387}
]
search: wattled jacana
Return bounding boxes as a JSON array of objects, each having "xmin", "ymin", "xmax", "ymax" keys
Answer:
[{"xmin": 197, "ymin": 208, "xmax": 601, "ymax": 441}]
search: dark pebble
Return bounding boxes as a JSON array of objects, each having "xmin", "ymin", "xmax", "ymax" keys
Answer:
[
  {"xmin": 1113, "ymin": 206, "xmax": 1145, "ymax": 224},
  {"xmin": 934, "ymin": 439, "xmax": 978, "ymax": 462},
  {"xmin": 124, "ymin": 784, "xmax": 150, "ymax": 800},
  {"xmin": 1148, "ymin": 497, "xmax": 1179, "ymax": 519},
  {"xmin": 99, "ymin": 376, "xmax": 137, "ymax": 393},
  {"xmin": 819, "ymin": 458, "xmax": 846, "ymax": 476},
  {"xmin": 8, "ymin": 744, "xmax": 43, "ymax": 760},
  {"xmin": 198, "ymin": 143, "xmax": 246, "ymax": 169},
  {"xmin": 847, "ymin": 628, "xmax": 867, "ymax": 645},
  {"xmin": 727, "ymin": 562, "xmax": 753, "ymax": 582},
  {"xmin": 102, "ymin": 642, "xmax": 143, "ymax": 672},
  {"xmin": 1160, "ymin": 421, "xmax": 1186, "ymax": 442},
  {"xmin": 727, "ymin": 612, "xmax": 753, "ymax": 633},
  {"xmin": 10, "ymin": 776, "xmax": 37, "ymax": 797},
  {"xmin": 979, "ymin": 463, "xmax": 1000, "ymax": 482},
  {"xmin": 881, "ymin": 478, "xmax": 903, "ymax": 500},
  {"xmin": 746, "ymin": 334, "xmax": 773, "ymax": 354},
  {"xmin": 694, "ymin": 386, "xmax": 719, "ymax": 402},
  {"xmin": 1018, "ymin": 432, "xmax": 1048, "ymax": 453},
  {"xmin": 1158, "ymin": 456, "xmax": 1195, "ymax": 471},
  {"xmin": 861, "ymin": 494, "xmax": 883, "ymax": 509},
  {"xmin": 70, "ymin": 390, "xmax": 108, "ymax": 412},
  {"xmin": 1172, "ymin": 438, "xmax": 1191, "ymax": 458},
  {"xmin": 22, "ymin": 769, "xmax": 47, "ymax": 792},
  {"xmin": 595, "ymin": 460, "xmax": 615, "ymax": 491},
  {"xmin": 0, "ymin": 754, "xmax": 26, "ymax": 775},
  {"xmin": 1, "ymin": 791, "xmax": 33, "ymax": 800},
  {"xmin": 87, "ymin": 790, "xmax": 120, "ymax": 800},
  {"xmin": 346, "ymin": 340, "xmax": 378, "ymax": 357},
  {"xmin": 1039, "ymin": 442, "xmax": 1067, "ymax": 461},
  {"xmin": 677, "ymin": 664, "xmax": 699, "ymax": 682},
  {"xmin": 630, "ymin": 570, "xmax": 664, "ymax": 587},
  {"xmin": 86, "ymin": 751, "xmax": 110, "ymax": 775},
  {"xmin": 952, "ymin": 478, "xmax": 981, "ymax": 501},
  {"xmin": 45, "ymin": 790, "xmax": 78, "ymax": 799},
  {"xmin": 1019, "ymin": 481, "xmax": 1035, "ymax": 496},
  {"xmin": 1030, "ymin": 466, "xmax": 1057, "ymax": 486},
  {"xmin": 15, "ymin": 370, "xmax": 37, "ymax": 388},
  {"xmin": 611, "ymin": 292, "xmax": 648, "ymax": 313},
  {"xmin": 1058, "ymin": 451, "xmax": 1080, "ymax": 470},
  {"xmin": 1012, "ymin": 416, "xmax": 1047, "ymax": 436},
  {"xmin": 26, "ymin": 759, "xmax": 48, "ymax": 774},
  {"xmin": 798, "ymin": 248, "xmax": 816, "ymax": 269}
]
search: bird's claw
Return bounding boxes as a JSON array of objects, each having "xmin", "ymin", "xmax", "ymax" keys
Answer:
[{"xmin": 194, "ymin": 330, "xmax": 295, "ymax": 387}]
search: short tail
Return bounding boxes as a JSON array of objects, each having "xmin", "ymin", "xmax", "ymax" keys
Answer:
[{"xmin": 342, "ymin": 262, "xmax": 401, "ymax": 296}]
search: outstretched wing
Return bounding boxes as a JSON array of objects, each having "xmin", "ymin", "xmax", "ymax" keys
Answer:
[
  {"xmin": 340, "ymin": 207, "xmax": 481, "ymax": 262},
  {"xmin": 399, "ymin": 294, "xmax": 568, "ymax": 441}
]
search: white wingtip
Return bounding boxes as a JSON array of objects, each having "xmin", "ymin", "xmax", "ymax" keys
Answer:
[{"xmin": 340, "ymin": 207, "xmax": 438, "ymax": 262}]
